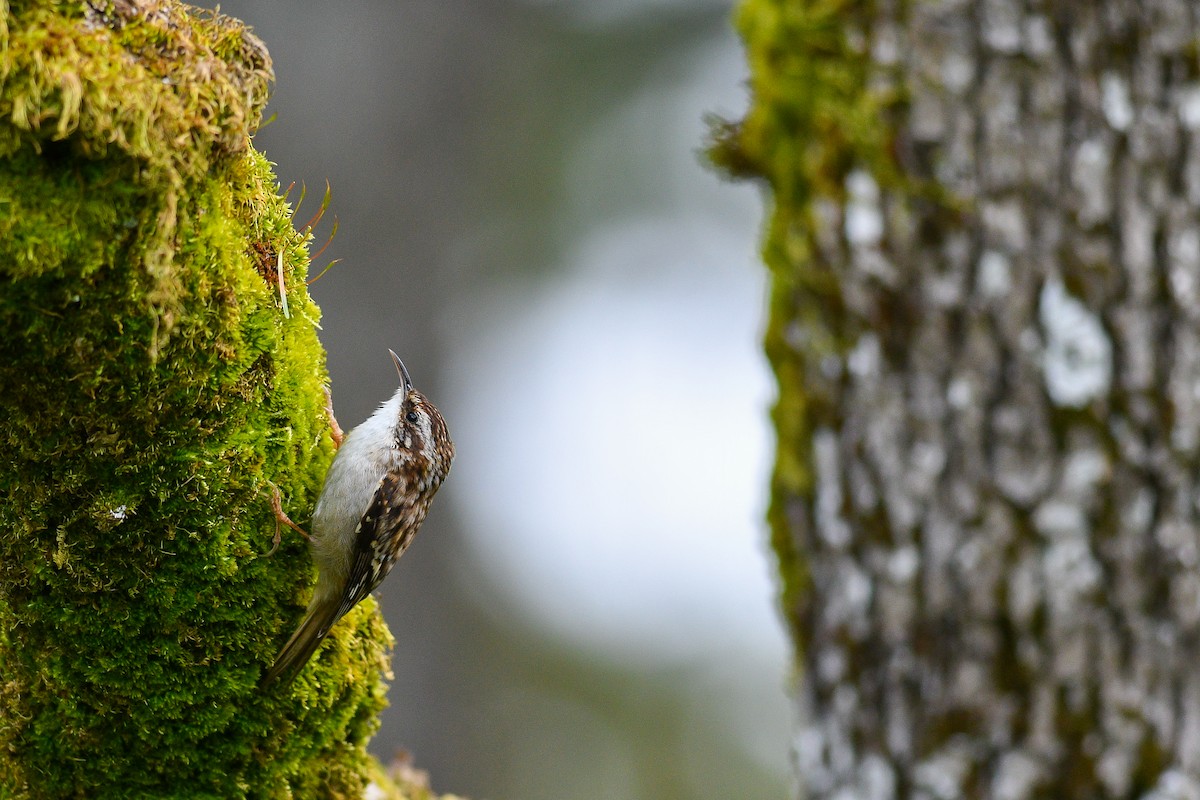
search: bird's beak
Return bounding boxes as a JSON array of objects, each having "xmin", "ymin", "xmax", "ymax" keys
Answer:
[{"xmin": 389, "ymin": 349, "xmax": 414, "ymax": 393}]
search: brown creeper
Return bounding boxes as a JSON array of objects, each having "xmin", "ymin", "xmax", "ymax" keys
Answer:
[{"xmin": 264, "ymin": 350, "xmax": 454, "ymax": 685}]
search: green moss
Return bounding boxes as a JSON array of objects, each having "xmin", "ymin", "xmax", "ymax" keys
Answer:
[
  {"xmin": 0, "ymin": 3, "xmax": 412, "ymax": 797},
  {"xmin": 710, "ymin": 0, "xmax": 910, "ymax": 649}
]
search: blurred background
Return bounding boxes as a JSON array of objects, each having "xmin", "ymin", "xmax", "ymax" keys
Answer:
[{"xmin": 214, "ymin": 2, "xmax": 787, "ymax": 797}]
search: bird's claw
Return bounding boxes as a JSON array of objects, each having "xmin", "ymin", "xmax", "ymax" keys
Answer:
[
  {"xmin": 324, "ymin": 385, "xmax": 344, "ymax": 449},
  {"xmin": 266, "ymin": 480, "xmax": 313, "ymax": 556}
]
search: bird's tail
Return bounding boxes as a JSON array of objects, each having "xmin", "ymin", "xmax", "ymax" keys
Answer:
[{"xmin": 262, "ymin": 596, "xmax": 340, "ymax": 686}]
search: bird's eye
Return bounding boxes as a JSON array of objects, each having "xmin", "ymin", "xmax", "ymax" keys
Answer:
[{"xmin": 406, "ymin": 411, "xmax": 419, "ymax": 423}]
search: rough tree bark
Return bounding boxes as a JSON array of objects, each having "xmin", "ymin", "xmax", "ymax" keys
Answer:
[
  {"xmin": 0, "ymin": 3, "xmax": 452, "ymax": 798},
  {"xmin": 718, "ymin": 0, "xmax": 1200, "ymax": 797}
]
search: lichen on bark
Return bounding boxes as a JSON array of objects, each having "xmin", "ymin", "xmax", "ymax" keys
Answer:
[
  {"xmin": 0, "ymin": 2, "xmax": 421, "ymax": 797},
  {"xmin": 719, "ymin": 0, "xmax": 1200, "ymax": 797}
]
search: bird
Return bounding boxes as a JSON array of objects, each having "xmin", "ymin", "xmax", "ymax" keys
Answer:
[{"xmin": 263, "ymin": 350, "xmax": 454, "ymax": 686}]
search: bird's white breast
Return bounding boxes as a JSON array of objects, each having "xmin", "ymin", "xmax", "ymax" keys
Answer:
[{"xmin": 309, "ymin": 390, "xmax": 403, "ymax": 583}]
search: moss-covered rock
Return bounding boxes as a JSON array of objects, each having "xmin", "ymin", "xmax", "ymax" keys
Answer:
[{"xmin": 0, "ymin": 2, "xmax": 409, "ymax": 796}]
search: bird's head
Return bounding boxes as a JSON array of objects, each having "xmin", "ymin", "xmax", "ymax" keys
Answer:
[{"xmin": 389, "ymin": 350, "xmax": 454, "ymax": 490}]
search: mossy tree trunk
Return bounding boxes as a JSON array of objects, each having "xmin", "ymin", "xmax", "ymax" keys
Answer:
[
  {"xmin": 0, "ymin": 3, "xmax": 431, "ymax": 797},
  {"xmin": 721, "ymin": 0, "xmax": 1200, "ymax": 796}
]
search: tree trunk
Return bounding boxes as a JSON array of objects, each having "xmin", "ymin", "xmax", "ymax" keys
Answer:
[
  {"xmin": 719, "ymin": 0, "xmax": 1200, "ymax": 796},
  {"xmin": 0, "ymin": 3, "xmax": 436, "ymax": 797}
]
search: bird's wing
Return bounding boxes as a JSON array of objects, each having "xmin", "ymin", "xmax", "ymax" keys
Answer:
[{"xmin": 326, "ymin": 470, "xmax": 422, "ymax": 632}]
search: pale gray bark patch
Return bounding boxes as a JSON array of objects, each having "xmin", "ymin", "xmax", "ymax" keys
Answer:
[
  {"xmin": 1039, "ymin": 276, "xmax": 1113, "ymax": 405},
  {"xmin": 789, "ymin": 0, "xmax": 1200, "ymax": 797}
]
